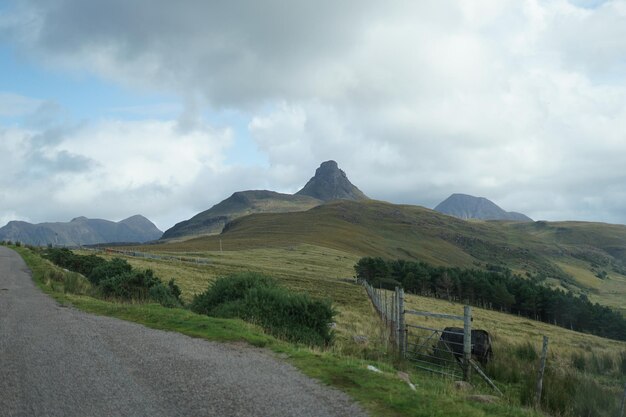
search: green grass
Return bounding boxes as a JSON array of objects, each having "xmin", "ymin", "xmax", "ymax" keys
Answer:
[{"xmin": 11, "ymin": 245, "xmax": 543, "ymax": 417}]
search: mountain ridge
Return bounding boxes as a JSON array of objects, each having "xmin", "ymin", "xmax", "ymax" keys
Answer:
[{"xmin": 0, "ymin": 215, "xmax": 162, "ymax": 246}]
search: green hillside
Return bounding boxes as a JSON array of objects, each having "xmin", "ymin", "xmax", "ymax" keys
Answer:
[
  {"xmin": 161, "ymin": 190, "xmax": 321, "ymax": 239},
  {"xmin": 151, "ymin": 200, "xmax": 626, "ymax": 312}
]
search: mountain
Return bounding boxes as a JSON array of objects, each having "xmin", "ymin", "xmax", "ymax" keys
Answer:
[
  {"xmin": 0, "ymin": 215, "xmax": 162, "ymax": 246},
  {"xmin": 434, "ymin": 193, "xmax": 532, "ymax": 222},
  {"xmin": 162, "ymin": 160, "xmax": 367, "ymax": 240},
  {"xmin": 161, "ymin": 191, "xmax": 321, "ymax": 239},
  {"xmin": 296, "ymin": 160, "xmax": 368, "ymax": 201}
]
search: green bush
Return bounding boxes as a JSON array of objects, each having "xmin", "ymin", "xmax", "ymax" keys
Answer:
[
  {"xmin": 99, "ymin": 268, "xmax": 161, "ymax": 300},
  {"xmin": 88, "ymin": 258, "xmax": 132, "ymax": 285},
  {"xmin": 149, "ymin": 283, "xmax": 181, "ymax": 308},
  {"xmin": 191, "ymin": 272, "xmax": 335, "ymax": 346},
  {"xmin": 44, "ymin": 248, "xmax": 182, "ymax": 307},
  {"xmin": 167, "ymin": 279, "xmax": 182, "ymax": 301},
  {"xmin": 98, "ymin": 268, "xmax": 182, "ymax": 307},
  {"xmin": 44, "ymin": 248, "xmax": 107, "ymax": 277},
  {"xmin": 191, "ymin": 272, "xmax": 275, "ymax": 314}
]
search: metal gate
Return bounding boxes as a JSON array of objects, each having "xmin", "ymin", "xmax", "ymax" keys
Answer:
[{"xmin": 404, "ymin": 307, "xmax": 471, "ymax": 380}]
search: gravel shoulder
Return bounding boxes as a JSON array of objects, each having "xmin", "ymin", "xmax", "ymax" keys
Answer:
[{"xmin": 0, "ymin": 246, "xmax": 367, "ymax": 417}]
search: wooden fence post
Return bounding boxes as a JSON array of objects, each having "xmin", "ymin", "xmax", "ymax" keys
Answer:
[
  {"xmin": 463, "ymin": 305, "xmax": 472, "ymax": 381},
  {"xmin": 398, "ymin": 287, "xmax": 405, "ymax": 357},
  {"xmin": 534, "ymin": 335, "xmax": 549, "ymax": 409},
  {"xmin": 618, "ymin": 382, "xmax": 626, "ymax": 417}
]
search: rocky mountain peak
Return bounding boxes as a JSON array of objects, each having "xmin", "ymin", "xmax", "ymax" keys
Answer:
[
  {"xmin": 434, "ymin": 193, "xmax": 532, "ymax": 222},
  {"xmin": 296, "ymin": 160, "xmax": 368, "ymax": 202}
]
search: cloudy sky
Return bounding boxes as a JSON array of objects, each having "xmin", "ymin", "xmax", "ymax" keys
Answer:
[{"xmin": 1, "ymin": 0, "xmax": 626, "ymax": 230}]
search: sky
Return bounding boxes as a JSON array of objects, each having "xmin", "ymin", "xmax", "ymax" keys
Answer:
[{"xmin": 1, "ymin": 0, "xmax": 626, "ymax": 231}]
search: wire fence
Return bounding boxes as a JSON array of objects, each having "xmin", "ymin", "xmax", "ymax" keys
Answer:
[{"xmin": 87, "ymin": 248, "xmax": 212, "ymax": 265}]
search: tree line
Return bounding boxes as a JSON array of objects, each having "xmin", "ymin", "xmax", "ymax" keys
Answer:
[{"xmin": 354, "ymin": 257, "xmax": 626, "ymax": 341}]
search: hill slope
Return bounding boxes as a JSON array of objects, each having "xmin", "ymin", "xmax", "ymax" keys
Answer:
[
  {"xmin": 162, "ymin": 160, "xmax": 366, "ymax": 240},
  {"xmin": 435, "ymin": 193, "xmax": 532, "ymax": 221},
  {"xmin": 156, "ymin": 200, "xmax": 626, "ymax": 312},
  {"xmin": 0, "ymin": 215, "xmax": 162, "ymax": 246},
  {"xmin": 162, "ymin": 191, "xmax": 322, "ymax": 239}
]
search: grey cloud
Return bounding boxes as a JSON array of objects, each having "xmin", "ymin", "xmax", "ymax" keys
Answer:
[
  {"xmin": 17, "ymin": 142, "xmax": 96, "ymax": 183},
  {"xmin": 23, "ymin": 100, "xmax": 68, "ymax": 129},
  {"xmin": 10, "ymin": 0, "xmax": 383, "ymax": 106},
  {"xmin": 0, "ymin": 92, "xmax": 43, "ymax": 117}
]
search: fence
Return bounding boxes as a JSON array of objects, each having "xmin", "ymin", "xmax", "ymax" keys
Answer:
[
  {"xmin": 404, "ymin": 305, "xmax": 472, "ymax": 380},
  {"xmin": 98, "ymin": 248, "xmax": 211, "ymax": 265},
  {"xmin": 361, "ymin": 280, "xmax": 404, "ymax": 351},
  {"xmin": 361, "ymin": 280, "xmax": 498, "ymax": 388}
]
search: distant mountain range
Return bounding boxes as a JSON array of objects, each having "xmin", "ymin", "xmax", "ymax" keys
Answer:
[
  {"xmin": 0, "ymin": 215, "xmax": 163, "ymax": 246},
  {"xmin": 434, "ymin": 193, "xmax": 532, "ymax": 222},
  {"xmin": 162, "ymin": 160, "xmax": 368, "ymax": 240}
]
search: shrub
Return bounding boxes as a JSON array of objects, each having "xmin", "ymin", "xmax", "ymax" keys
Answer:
[
  {"xmin": 42, "ymin": 248, "xmax": 182, "ymax": 307},
  {"xmin": 191, "ymin": 272, "xmax": 335, "ymax": 346},
  {"xmin": 190, "ymin": 272, "xmax": 275, "ymax": 314},
  {"xmin": 88, "ymin": 258, "xmax": 132, "ymax": 285},
  {"xmin": 44, "ymin": 248, "xmax": 107, "ymax": 277},
  {"xmin": 99, "ymin": 269, "xmax": 159, "ymax": 299},
  {"xmin": 167, "ymin": 279, "xmax": 182, "ymax": 301},
  {"xmin": 99, "ymin": 268, "xmax": 182, "ymax": 307},
  {"xmin": 149, "ymin": 283, "xmax": 181, "ymax": 308}
]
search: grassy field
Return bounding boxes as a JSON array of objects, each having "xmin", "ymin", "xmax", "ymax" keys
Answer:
[
  {"xmin": 85, "ymin": 239, "xmax": 626, "ymax": 415},
  {"xmin": 13, "ymin": 244, "xmax": 548, "ymax": 417}
]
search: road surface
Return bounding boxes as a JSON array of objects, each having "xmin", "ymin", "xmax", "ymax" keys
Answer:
[{"xmin": 0, "ymin": 246, "xmax": 366, "ymax": 417}]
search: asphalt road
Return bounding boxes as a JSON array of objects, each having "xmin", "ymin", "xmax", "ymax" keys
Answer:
[{"xmin": 0, "ymin": 246, "xmax": 367, "ymax": 417}]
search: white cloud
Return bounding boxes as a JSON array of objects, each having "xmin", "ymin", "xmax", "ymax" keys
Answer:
[
  {"xmin": 0, "ymin": 118, "xmax": 243, "ymax": 229},
  {"xmin": 2, "ymin": 0, "xmax": 626, "ymax": 225}
]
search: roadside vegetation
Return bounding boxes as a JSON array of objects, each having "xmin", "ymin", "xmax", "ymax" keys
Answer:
[
  {"xmin": 7, "ymin": 242, "xmax": 625, "ymax": 416},
  {"xmin": 44, "ymin": 248, "xmax": 183, "ymax": 307},
  {"xmin": 190, "ymin": 272, "xmax": 335, "ymax": 346}
]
